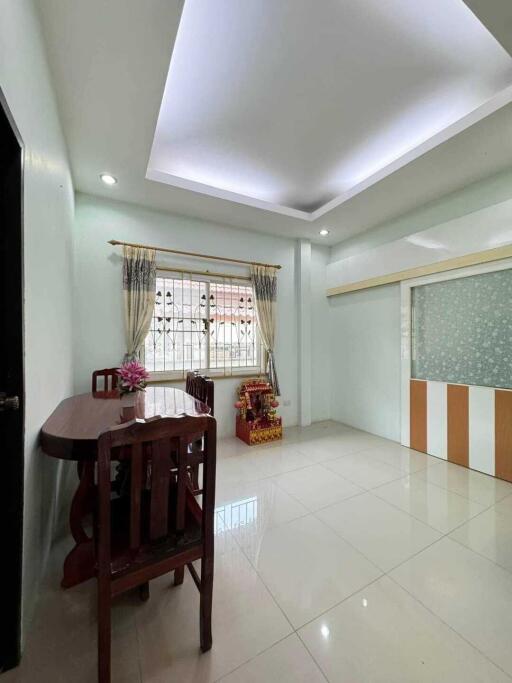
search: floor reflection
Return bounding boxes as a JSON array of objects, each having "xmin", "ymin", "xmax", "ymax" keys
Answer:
[{"xmin": 216, "ymin": 496, "xmax": 258, "ymax": 532}]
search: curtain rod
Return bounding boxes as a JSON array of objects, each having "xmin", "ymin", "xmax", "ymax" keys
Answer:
[
  {"xmin": 157, "ymin": 265, "xmax": 251, "ymax": 281},
  {"xmin": 108, "ymin": 239, "xmax": 282, "ymax": 270}
]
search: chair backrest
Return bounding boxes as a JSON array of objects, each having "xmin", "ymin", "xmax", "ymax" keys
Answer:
[
  {"xmin": 96, "ymin": 414, "xmax": 217, "ymax": 581},
  {"xmin": 92, "ymin": 368, "xmax": 119, "ymax": 398},
  {"xmin": 186, "ymin": 371, "xmax": 214, "ymax": 416}
]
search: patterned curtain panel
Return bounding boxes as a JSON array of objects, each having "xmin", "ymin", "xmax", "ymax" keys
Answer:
[
  {"xmin": 250, "ymin": 265, "xmax": 281, "ymax": 395},
  {"xmin": 122, "ymin": 246, "xmax": 156, "ymax": 360}
]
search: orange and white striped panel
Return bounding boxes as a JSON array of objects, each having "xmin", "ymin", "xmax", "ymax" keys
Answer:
[
  {"xmin": 409, "ymin": 380, "xmax": 512, "ymax": 482},
  {"xmin": 496, "ymin": 390, "xmax": 512, "ymax": 482},
  {"xmin": 447, "ymin": 384, "xmax": 469, "ymax": 467},
  {"xmin": 410, "ymin": 379, "xmax": 427, "ymax": 453},
  {"xmin": 469, "ymin": 387, "xmax": 494, "ymax": 476},
  {"xmin": 426, "ymin": 381, "xmax": 447, "ymax": 460}
]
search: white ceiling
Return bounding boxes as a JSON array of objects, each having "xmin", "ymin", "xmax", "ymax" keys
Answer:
[
  {"xmin": 148, "ymin": 0, "xmax": 512, "ymax": 220},
  {"xmin": 35, "ymin": 0, "xmax": 512, "ymax": 244}
]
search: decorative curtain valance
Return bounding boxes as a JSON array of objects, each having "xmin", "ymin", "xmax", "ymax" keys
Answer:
[
  {"xmin": 122, "ymin": 245, "xmax": 156, "ymax": 360},
  {"xmin": 250, "ymin": 265, "xmax": 280, "ymax": 395}
]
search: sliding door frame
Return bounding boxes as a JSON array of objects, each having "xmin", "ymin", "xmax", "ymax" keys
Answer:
[{"xmin": 400, "ymin": 257, "xmax": 512, "ymax": 448}]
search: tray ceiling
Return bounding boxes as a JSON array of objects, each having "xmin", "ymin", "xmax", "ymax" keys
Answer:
[{"xmin": 147, "ymin": 0, "xmax": 512, "ymax": 220}]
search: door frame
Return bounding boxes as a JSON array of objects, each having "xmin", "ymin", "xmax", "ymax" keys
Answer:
[
  {"xmin": 0, "ymin": 87, "xmax": 25, "ymax": 673},
  {"xmin": 400, "ymin": 256, "xmax": 512, "ymax": 448}
]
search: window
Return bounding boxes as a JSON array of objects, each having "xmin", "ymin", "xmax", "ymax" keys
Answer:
[{"xmin": 143, "ymin": 271, "xmax": 263, "ymax": 379}]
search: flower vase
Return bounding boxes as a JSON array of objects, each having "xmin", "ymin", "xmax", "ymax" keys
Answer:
[{"xmin": 120, "ymin": 391, "xmax": 138, "ymax": 421}]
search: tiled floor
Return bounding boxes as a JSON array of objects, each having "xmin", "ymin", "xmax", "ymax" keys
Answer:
[{"xmin": 7, "ymin": 420, "xmax": 512, "ymax": 682}]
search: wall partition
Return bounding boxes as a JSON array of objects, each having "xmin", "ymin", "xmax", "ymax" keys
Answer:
[{"xmin": 401, "ymin": 259, "xmax": 512, "ymax": 482}]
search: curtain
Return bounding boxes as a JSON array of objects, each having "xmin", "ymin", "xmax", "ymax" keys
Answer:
[
  {"xmin": 122, "ymin": 245, "xmax": 156, "ymax": 360},
  {"xmin": 250, "ymin": 265, "xmax": 280, "ymax": 395}
]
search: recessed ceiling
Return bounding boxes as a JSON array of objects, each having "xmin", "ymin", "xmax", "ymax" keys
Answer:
[
  {"xmin": 147, "ymin": 0, "xmax": 512, "ymax": 220},
  {"xmin": 35, "ymin": 0, "xmax": 512, "ymax": 244}
]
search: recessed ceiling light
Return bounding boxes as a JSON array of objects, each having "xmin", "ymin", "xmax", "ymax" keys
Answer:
[
  {"xmin": 100, "ymin": 173, "xmax": 117, "ymax": 186},
  {"xmin": 319, "ymin": 228, "xmax": 330, "ymax": 236}
]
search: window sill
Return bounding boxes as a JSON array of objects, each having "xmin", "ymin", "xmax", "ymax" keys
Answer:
[{"xmin": 147, "ymin": 369, "xmax": 267, "ymax": 384}]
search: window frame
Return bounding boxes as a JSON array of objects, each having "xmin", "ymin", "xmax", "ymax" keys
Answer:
[{"xmin": 142, "ymin": 269, "xmax": 265, "ymax": 382}]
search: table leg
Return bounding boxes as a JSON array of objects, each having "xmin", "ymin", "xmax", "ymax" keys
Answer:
[{"xmin": 61, "ymin": 461, "xmax": 96, "ymax": 588}]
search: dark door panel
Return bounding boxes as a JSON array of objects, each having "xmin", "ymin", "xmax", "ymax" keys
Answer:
[{"xmin": 0, "ymin": 91, "xmax": 24, "ymax": 673}]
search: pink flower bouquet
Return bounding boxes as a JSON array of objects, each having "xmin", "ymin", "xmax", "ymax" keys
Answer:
[{"xmin": 117, "ymin": 359, "xmax": 149, "ymax": 395}]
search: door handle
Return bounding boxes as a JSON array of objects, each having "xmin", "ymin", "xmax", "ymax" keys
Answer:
[{"xmin": 0, "ymin": 393, "xmax": 20, "ymax": 411}]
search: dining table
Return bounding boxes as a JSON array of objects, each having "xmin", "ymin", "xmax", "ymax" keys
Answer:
[{"xmin": 40, "ymin": 386, "xmax": 211, "ymax": 588}]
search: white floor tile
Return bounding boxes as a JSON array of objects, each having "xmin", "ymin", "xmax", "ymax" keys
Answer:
[
  {"xmin": 217, "ymin": 437, "xmax": 254, "ymax": 459},
  {"xmin": 215, "ymin": 478, "xmax": 309, "ymax": 561},
  {"xmin": 300, "ymin": 576, "xmax": 510, "ymax": 683},
  {"xmin": 362, "ymin": 443, "xmax": 439, "ymax": 474},
  {"xmin": 496, "ymin": 495, "xmax": 512, "ymax": 515},
  {"xmin": 294, "ymin": 436, "xmax": 348, "ymax": 464},
  {"xmin": 244, "ymin": 444, "xmax": 312, "ymax": 478},
  {"xmin": 214, "ymin": 455, "xmax": 262, "ymax": 487},
  {"xmin": 374, "ymin": 475, "xmax": 486, "ymax": 533},
  {"xmin": 5, "ymin": 541, "xmax": 141, "ymax": 683},
  {"xmin": 414, "ymin": 461, "xmax": 512, "ymax": 506},
  {"xmin": 450, "ymin": 500, "xmax": 512, "ymax": 573},
  {"xmin": 316, "ymin": 492, "xmax": 441, "ymax": 571},
  {"xmin": 218, "ymin": 634, "xmax": 326, "ymax": 683},
  {"xmin": 296, "ymin": 433, "xmax": 380, "ymax": 463},
  {"xmin": 8, "ymin": 622, "xmax": 141, "ymax": 683},
  {"xmin": 249, "ymin": 515, "xmax": 381, "ymax": 628},
  {"xmin": 274, "ymin": 464, "xmax": 363, "ymax": 512},
  {"xmin": 292, "ymin": 421, "xmax": 355, "ymax": 442},
  {"xmin": 136, "ymin": 545, "xmax": 292, "ymax": 682},
  {"xmin": 19, "ymin": 423, "xmax": 512, "ymax": 682},
  {"xmin": 323, "ymin": 451, "xmax": 405, "ymax": 489},
  {"xmin": 391, "ymin": 537, "xmax": 512, "ymax": 677}
]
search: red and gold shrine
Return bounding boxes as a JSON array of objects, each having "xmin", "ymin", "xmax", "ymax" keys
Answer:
[{"xmin": 235, "ymin": 378, "xmax": 282, "ymax": 445}]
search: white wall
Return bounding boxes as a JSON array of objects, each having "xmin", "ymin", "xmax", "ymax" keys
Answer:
[
  {"xmin": 327, "ymin": 197, "xmax": 512, "ymax": 293},
  {"xmin": 328, "ymin": 285, "xmax": 401, "ymax": 440},
  {"xmin": 0, "ymin": 0, "xmax": 75, "ymax": 632},
  {"xmin": 311, "ymin": 244, "xmax": 331, "ymax": 423},
  {"xmin": 331, "ymin": 168, "xmax": 512, "ymax": 262},
  {"xmin": 73, "ymin": 193, "xmax": 310, "ymax": 437},
  {"xmin": 328, "ymin": 168, "xmax": 512, "ymax": 442}
]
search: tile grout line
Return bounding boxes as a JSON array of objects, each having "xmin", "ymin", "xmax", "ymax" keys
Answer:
[
  {"xmin": 448, "ymin": 533, "xmax": 512, "ymax": 576},
  {"xmin": 385, "ymin": 573, "xmax": 512, "ymax": 681},
  {"xmin": 221, "ymin": 498, "xmax": 388, "ymax": 682},
  {"xmin": 211, "ymin": 632, "xmax": 297, "ymax": 683},
  {"xmin": 293, "ymin": 634, "xmax": 331, "ymax": 683},
  {"xmin": 222, "ymin": 460, "xmax": 512, "ymax": 679},
  {"xmin": 211, "ymin": 531, "xmax": 302, "ymax": 682},
  {"xmin": 404, "ymin": 468, "xmax": 512, "ymax": 506},
  {"xmin": 380, "ymin": 498, "xmax": 512, "ymax": 680},
  {"xmin": 179, "ymin": 429, "xmax": 512, "ymax": 681},
  {"xmin": 369, "ymin": 479, "xmax": 494, "ymax": 534},
  {"xmin": 296, "ymin": 513, "xmax": 512, "ymax": 682},
  {"xmin": 221, "ymin": 534, "xmax": 384, "ymax": 683},
  {"xmin": 213, "ymin": 631, "xmax": 329, "ymax": 683}
]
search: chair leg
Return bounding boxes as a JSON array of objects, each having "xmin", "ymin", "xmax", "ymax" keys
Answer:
[
  {"xmin": 139, "ymin": 581, "xmax": 150, "ymax": 602},
  {"xmin": 98, "ymin": 580, "xmax": 111, "ymax": 683},
  {"xmin": 191, "ymin": 464, "xmax": 199, "ymax": 490},
  {"xmin": 174, "ymin": 565, "xmax": 185, "ymax": 586},
  {"xmin": 200, "ymin": 556, "xmax": 213, "ymax": 652}
]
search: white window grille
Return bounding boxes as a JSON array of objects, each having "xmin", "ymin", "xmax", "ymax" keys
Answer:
[{"xmin": 143, "ymin": 271, "xmax": 263, "ymax": 380}]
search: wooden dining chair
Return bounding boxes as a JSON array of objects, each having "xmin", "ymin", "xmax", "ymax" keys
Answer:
[
  {"xmin": 185, "ymin": 371, "xmax": 214, "ymax": 491},
  {"xmin": 186, "ymin": 371, "xmax": 215, "ymax": 416},
  {"xmin": 95, "ymin": 414, "xmax": 217, "ymax": 683},
  {"xmin": 92, "ymin": 368, "xmax": 119, "ymax": 398}
]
